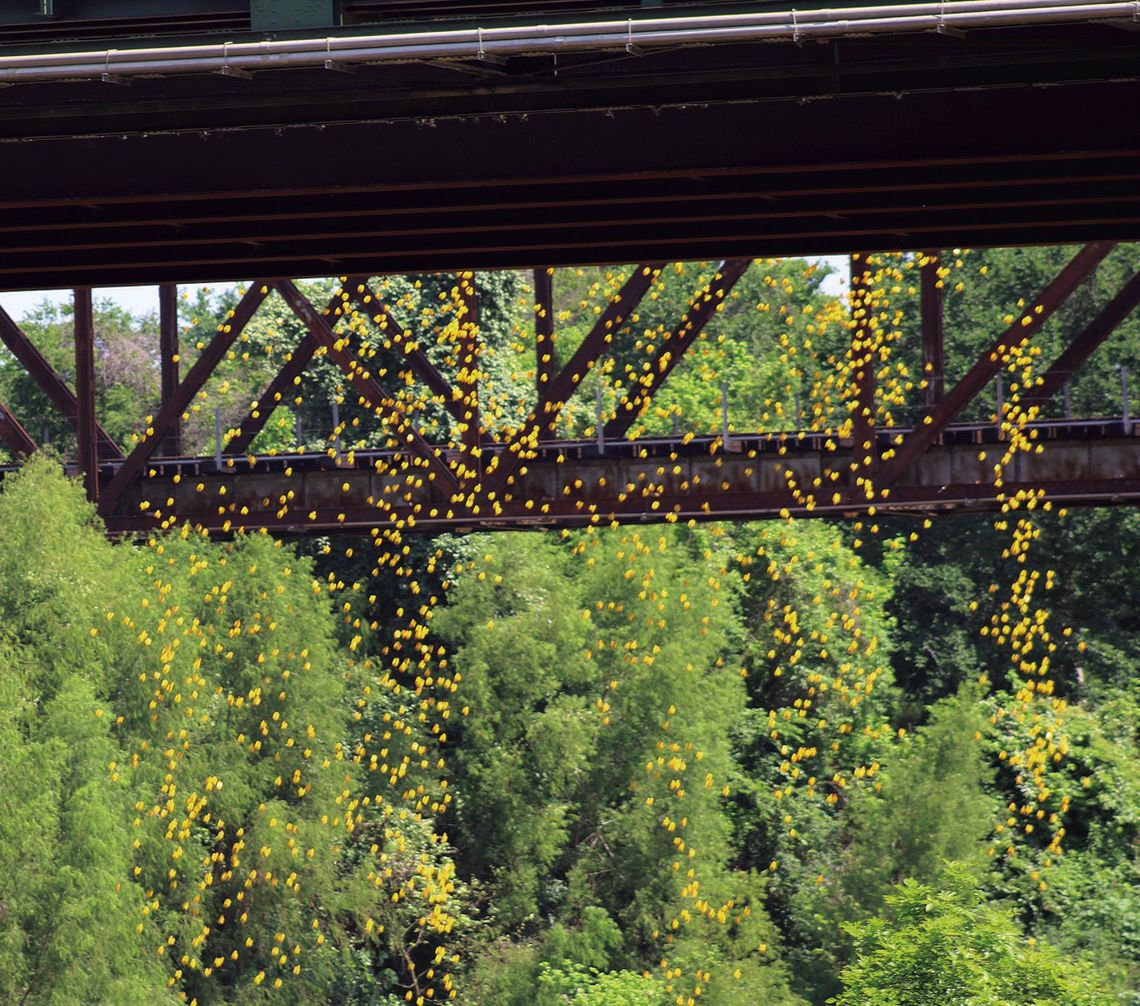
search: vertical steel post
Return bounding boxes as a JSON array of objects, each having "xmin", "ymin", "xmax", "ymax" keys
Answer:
[
  {"xmin": 534, "ymin": 267, "xmax": 556, "ymax": 394},
  {"xmin": 850, "ymin": 254, "xmax": 876, "ymax": 476},
  {"xmin": 920, "ymin": 250, "xmax": 945, "ymax": 412},
  {"xmin": 331, "ymin": 398, "xmax": 343, "ymax": 459},
  {"xmin": 158, "ymin": 282, "xmax": 182, "ymax": 456},
  {"xmin": 995, "ymin": 374, "xmax": 1004, "ymax": 439},
  {"xmin": 73, "ymin": 287, "xmax": 99, "ymax": 502},
  {"xmin": 1121, "ymin": 367, "xmax": 1131, "ymax": 434},
  {"xmin": 459, "ymin": 274, "xmax": 481, "ymax": 473},
  {"xmin": 596, "ymin": 387, "xmax": 605, "ymax": 453}
]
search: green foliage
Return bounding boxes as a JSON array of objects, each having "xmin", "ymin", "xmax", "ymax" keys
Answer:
[
  {"xmin": 0, "ymin": 460, "xmax": 174, "ymax": 1005},
  {"xmin": 434, "ymin": 525, "xmax": 805, "ymax": 1004},
  {"xmin": 537, "ymin": 961, "xmax": 665, "ymax": 1005},
  {"xmin": 833, "ymin": 868, "xmax": 1117, "ymax": 1006},
  {"xmin": 842, "ymin": 686, "xmax": 996, "ymax": 904},
  {"xmin": 0, "ymin": 458, "xmax": 460, "ymax": 1004}
]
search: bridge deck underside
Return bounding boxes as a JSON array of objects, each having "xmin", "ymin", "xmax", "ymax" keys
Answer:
[{"xmin": 2, "ymin": 23, "xmax": 1140, "ymax": 286}]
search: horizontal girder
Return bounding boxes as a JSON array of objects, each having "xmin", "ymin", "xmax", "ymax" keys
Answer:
[{"xmin": 90, "ymin": 423, "xmax": 1140, "ymax": 535}]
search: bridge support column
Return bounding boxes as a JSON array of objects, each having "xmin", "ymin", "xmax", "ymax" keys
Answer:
[
  {"xmin": 534, "ymin": 267, "xmax": 556, "ymax": 393},
  {"xmin": 850, "ymin": 254, "xmax": 877, "ymax": 485},
  {"xmin": 920, "ymin": 250, "xmax": 945, "ymax": 412},
  {"xmin": 73, "ymin": 287, "xmax": 98, "ymax": 503},
  {"xmin": 159, "ymin": 283, "xmax": 182, "ymax": 457}
]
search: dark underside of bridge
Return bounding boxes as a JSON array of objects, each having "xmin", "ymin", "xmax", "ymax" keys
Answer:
[{"xmin": 2, "ymin": 16, "xmax": 1140, "ymax": 287}]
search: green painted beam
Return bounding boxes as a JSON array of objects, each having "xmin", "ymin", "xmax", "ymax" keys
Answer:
[{"xmin": 250, "ymin": 0, "xmax": 339, "ymax": 31}]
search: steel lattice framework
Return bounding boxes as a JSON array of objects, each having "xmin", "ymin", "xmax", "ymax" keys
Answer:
[{"xmin": 0, "ymin": 246, "xmax": 1135, "ymax": 535}]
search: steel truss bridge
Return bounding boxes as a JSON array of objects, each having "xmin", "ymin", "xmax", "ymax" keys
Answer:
[
  {"xmin": 0, "ymin": 1, "xmax": 1139, "ymax": 533},
  {"xmin": 0, "ymin": 245, "xmax": 1134, "ymax": 534}
]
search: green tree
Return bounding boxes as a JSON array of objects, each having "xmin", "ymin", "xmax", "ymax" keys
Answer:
[{"xmin": 833, "ymin": 868, "xmax": 1116, "ymax": 1006}]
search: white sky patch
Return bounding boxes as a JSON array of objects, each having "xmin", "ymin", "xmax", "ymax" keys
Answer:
[
  {"xmin": 0, "ymin": 285, "xmax": 162, "ymax": 320},
  {"xmin": 0, "ymin": 256, "xmax": 852, "ymax": 324}
]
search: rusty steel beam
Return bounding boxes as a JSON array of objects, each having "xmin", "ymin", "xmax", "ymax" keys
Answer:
[
  {"xmin": 534, "ymin": 267, "xmax": 556, "ymax": 394},
  {"xmin": 457, "ymin": 274, "xmax": 481, "ymax": 469},
  {"xmin": 273, "ymin": 280, "xmax": 462, "ymax": 499},
  {"xmin": 99, "ymin": 282, "xmax": 270, "ymax": 514},
  {"xmin": 0, "ymin": 302, "xmax": 121, "ymax": 459},
  {"xmin": 605, "ymin": 258, "xmax": 750, "ymax": 440},
  {"xmin": 920, "ymin": 249, "xmax": 945, "ymax": 410},
  {"xmin": 158, "ymin": 282, "xmax": 182, "ymax": 456},
  {"xmin": 493, "ymin": 263, "xmax": 665, "ymax": 493},
  {"xmin": 0, "ymin": 402, "xmax": 35, "ymax": 457},
  {"xmin": 225, "ymin": 286, "xmax": 352, "ymax": 455},
  {"xmin": 850, "ymin": 254, "xmax": 877, "ymax": 479},
  {"xmin": 4, "ymin": 160, "xmax": 1140, "ymax": 240},
  {"xmin": 97, "ymin": 423, "xmax": 1140, "ymax": 536},
  {"xmin": 878, "ymin": 241, "xmax": 1115, "ymax": 485},
  {"xmin": 1020, "ymin": 269, "xmax": 1140, "ymax": 413},
  {"xmin": 73, "ymin": 287, "xmax": 99, "ymax": 502},
  {"xmin": 345, "ymin": 276, "xmax": 465, "ymax": 423}
]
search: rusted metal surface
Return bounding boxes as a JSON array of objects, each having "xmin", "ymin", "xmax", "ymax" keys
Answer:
[
  {"xmin": 492, "ymin": 263, "xmax": 664, "ymax": 493},
  {"xmin": 534, "ymin": 267, "xmax": 556, "ymax": 393},
  {"xmin": 73, "ymin": 287, "xmax": 99, "ymax": 502},
  {"xmin": 920, "ymin": 249, "xmax": 945, "ymax": 410},
  {"xmin": 457, "ymin": 274, "xmax": 481, "ymax": 467},
  {"xmin": 849, "ymin": 254, "xmax": 877, "ymax": 479},
  {"xmin": 99, "ymin": 282, "xmax": 269, "ymax": 513},
  {"xmin": 94, "ymin": 423, "xmax": 1140, "ymax": 535},
  {"xmin": 274, "ymin": 279, "xmax": 463, "ymax": 497},
  {"xmin": 225, "ymin": 287, "xmax": 348, "ymax": 454},
  {"xmin": 0, "ymin": 256, "xmax": 1136, "ymax": 535},
  {"xmin": 345, "ymin": 277, "xmax": 465, "ymax": 422},
  {"xmin": 225, "ymin": 333, "xmax": 318, "ymax": 455},
  {"xmin": 0, "ymin": 402, "xmax": 35, "ymax": 457},
  {"xmin": 2, "ymin": 14, "xmax": 1140, "ymax": 288},
  {"xmin": 158, "ymin": 282, "xmax": 183, "ymax": 457}
]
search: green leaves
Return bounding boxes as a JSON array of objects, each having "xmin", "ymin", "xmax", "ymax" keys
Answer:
[{"xmin": 833, "ymin": 869, "xmax": 1117, "ymax": 1006}]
